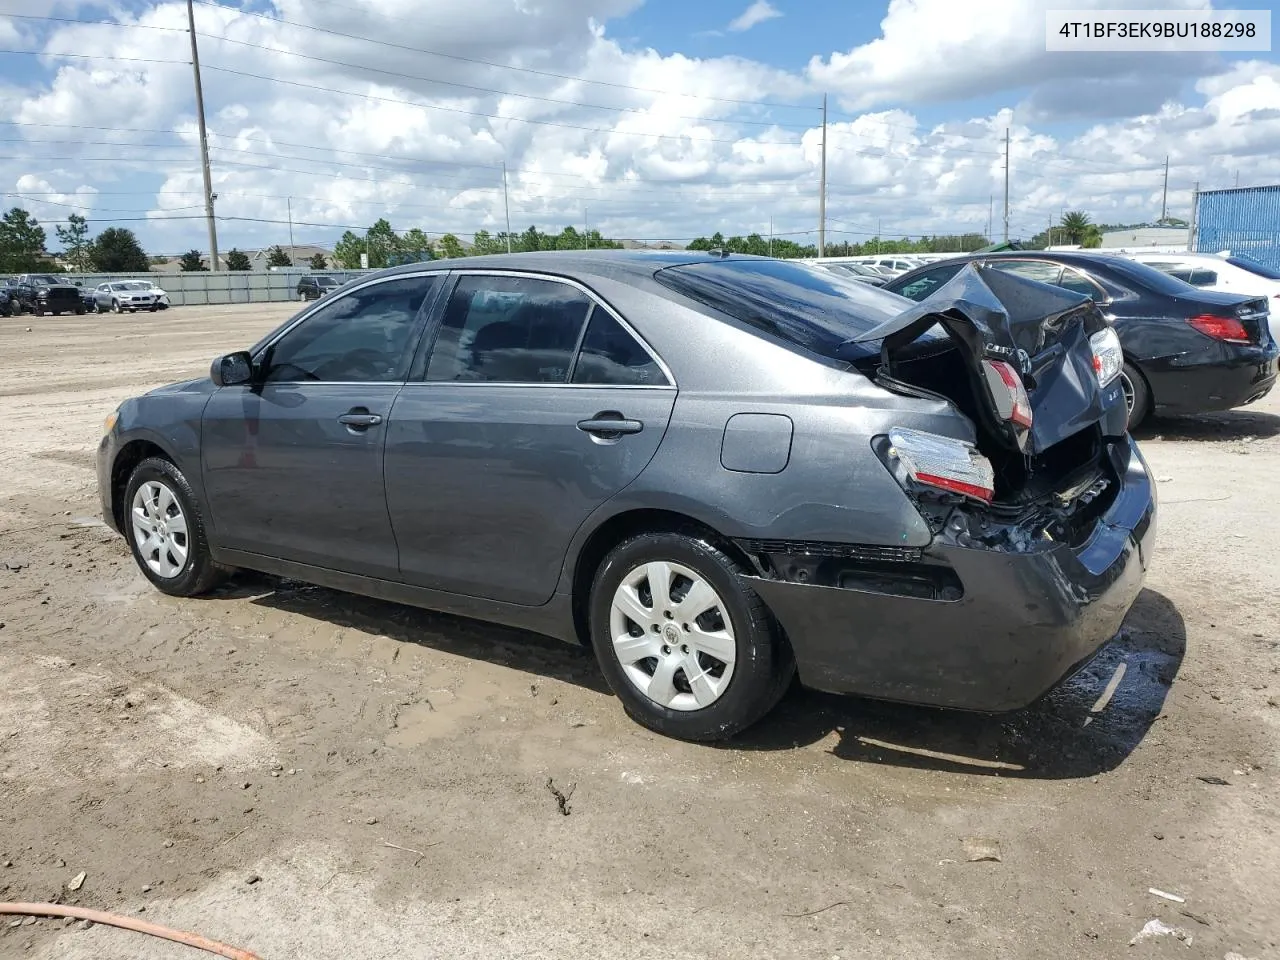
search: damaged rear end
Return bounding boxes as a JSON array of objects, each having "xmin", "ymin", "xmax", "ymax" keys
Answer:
[{"xmin": 747, "ymin": 264, "xmax": 1157, "ymax": 711}]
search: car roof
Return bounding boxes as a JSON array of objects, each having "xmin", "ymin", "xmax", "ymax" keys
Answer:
[{"xmin": 368, "ymin": 249, "xmax": 748, "ymax": 284}]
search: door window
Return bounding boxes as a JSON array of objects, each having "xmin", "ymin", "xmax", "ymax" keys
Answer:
[
  {"xmin": 261, "ymin": 275, "xmax": 438, "ymax": 383},
  {"xmin": 571, "ymin": 311, "xmax": 669, "ymax": 386},
  {"xmin": 890, "ymin": 263, "xmax": 964, "ymax": 301},
  {"xmin": 425, "ymin": 275, "xmax": 592, "ymax": 383}
]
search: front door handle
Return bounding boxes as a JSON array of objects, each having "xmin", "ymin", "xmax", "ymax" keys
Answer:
[
  {"xmin": 577, "ymin": 413, "xmax": 643, "ymax": 437},
  {"xmin": 338, "ymin": 410, "xmax": 383, "ymax": 429}
]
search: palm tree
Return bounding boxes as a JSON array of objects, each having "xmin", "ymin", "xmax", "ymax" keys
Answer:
[{"xmin": 1060, "ymin": 211, "xmax": 1093, "ymax": 245}]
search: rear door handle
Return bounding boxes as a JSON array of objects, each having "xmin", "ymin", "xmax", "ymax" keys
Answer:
[
  {"xmin": 577, "ymin": 413, "xmax": 643, "ymax": 437},
  {"xmin": 338, "ymin": 411, "xmax": 383, "ymax": 429}
]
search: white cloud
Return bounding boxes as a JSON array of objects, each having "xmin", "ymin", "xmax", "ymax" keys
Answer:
[
  {"xmin": 808, "ymin": 0, "xmax": 1216, "ymax": 117},
  {"xmin": 1, "ymin": 0, "xmax": 1275, "ymax": 255},
  {"xmin": 728, "ymin": 1, "xmax": 782, "ymax": 33}
]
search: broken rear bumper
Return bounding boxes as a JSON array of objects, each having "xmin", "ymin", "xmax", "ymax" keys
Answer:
[{"xmin": 746, "ymin": 436, "xmax": 1156, "ymax": 712}]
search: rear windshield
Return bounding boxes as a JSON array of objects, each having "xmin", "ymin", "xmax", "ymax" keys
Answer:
[
  {"xmin": 1096, "ymin": 256, "xmax": 1199, "ymax": 296},
  {"xmin": 1226, "ymin": 255, "xmax": 1280, "ymax": 280},
  {"xmin": 653, "ymin": 258, "xmax": 910, "ymax": 356}
]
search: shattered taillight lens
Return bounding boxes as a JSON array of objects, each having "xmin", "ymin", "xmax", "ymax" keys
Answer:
[
  {"xmin": 981, "ymin": 359, "xmax": 1033, "ymax": 429},
  {"xmin": 1089, "ymin": 327, "xmax": 1123, "ymax": 387},
  {"xmin": 887, "ymin": 428, "xmax": 995, "ymax": 503}
]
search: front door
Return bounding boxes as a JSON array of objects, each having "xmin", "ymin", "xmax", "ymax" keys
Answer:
[
  {"xmin": 384, "ymin": 272, "xmax": 677, "ymax": 605},
  {"xmin": 201, "ymin": 274, "xmax": 441, "ymax": 579}
]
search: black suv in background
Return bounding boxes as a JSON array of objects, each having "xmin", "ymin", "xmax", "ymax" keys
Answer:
[
  {"xmin": 296, "ymin": 275, "xmax": 342, "ymax": 301},
  {"xmin": 884, "ymin": 252, "xmax": 1277, "ymax": 427},
  {"xmin": 6, "ymin": 274, "xmax": 85, "ymax": 316}
]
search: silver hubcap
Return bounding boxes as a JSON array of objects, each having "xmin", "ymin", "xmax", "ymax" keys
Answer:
[
  {"xmin": 610, "ymin": 561, "xmax": 736, "ymax": 712},
  {"xmin": 1120, "ymin": 370, "xmax": 1136, "ymax": 414},
  {"xmin": 130, "ymin": 480, "xmax": 190, "ymax": 579}
]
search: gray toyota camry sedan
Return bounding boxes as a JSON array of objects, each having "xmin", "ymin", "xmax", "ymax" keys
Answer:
[{"xmin": 98, "ymin": 251, "xmax": 1156, "ymax": 741}]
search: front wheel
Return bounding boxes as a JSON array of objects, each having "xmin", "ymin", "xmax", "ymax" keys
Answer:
[
  {"xmin": 124, "ymin": 457, "xmax": 227, "ymax": 597},
  {"xmin": 589, "ymin": 532, "xmax": 794, "ymax": 742},
  {"xmin": 111, "ymin": 299, "xmax": 121, "ymax": 314}
]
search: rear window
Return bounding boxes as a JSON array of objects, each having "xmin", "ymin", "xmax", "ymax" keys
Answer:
[
  {"xmin": 1226, "ymin": 255, "xmax": 1280, "ymax": 280},
  {"xmin": 1098, "ymin": 256, "xmax": 1200, "ymax": 296},
  {"xmin": 653, "ymin": 258, "xmax": 908, "ymax": 356}
]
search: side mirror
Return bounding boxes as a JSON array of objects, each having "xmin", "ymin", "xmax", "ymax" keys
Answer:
[{"xmin": 210, "ymin": 351, "xmax": 254, "ymax": 387}]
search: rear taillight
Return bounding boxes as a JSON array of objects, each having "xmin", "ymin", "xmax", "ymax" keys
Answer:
[
  {"xmin": 981, "ymin": 359, "xmax": 1032, "ymax": 429},
  {"xmin": 1189, "ymin": 314, "xmax": 1250, "ymax": 343},
  {"xmin": 886, "ymin": 428, "xmax": 995, "ymax": 503},
  {"xmin": 1089, "ymin": 327, "xmax": 1123, "ymax": 387}
]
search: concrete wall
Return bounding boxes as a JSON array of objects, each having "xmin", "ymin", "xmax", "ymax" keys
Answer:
[{"xmin": 65, "ymin": 269, "xmax": 371, "ymax": 307}]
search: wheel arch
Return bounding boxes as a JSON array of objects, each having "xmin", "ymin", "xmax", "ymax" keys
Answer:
[
  {"xmin": 110, "ymin": 438, "xmax": 175, "ymax": 530},
  {"xmin": 569, "ymin": 507, "xmax": 754, "ymax": 646}
]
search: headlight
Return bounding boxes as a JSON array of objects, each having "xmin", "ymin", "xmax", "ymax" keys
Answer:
[{"xmin": 104, "ymin": 410, "xmax": 119, "ymax": 434}]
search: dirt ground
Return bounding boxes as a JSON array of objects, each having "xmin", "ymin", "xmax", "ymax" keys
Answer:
[{"xmin": 0, "ymin": 303, "xmax": 1277, "ymax": 960}]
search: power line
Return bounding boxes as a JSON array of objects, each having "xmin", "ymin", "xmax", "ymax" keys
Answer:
[
  {"xmin": 0, "ymin": 46, "xmax": 815, "ymax": 132},
  {"xmin": 189, "ymin": 1, "xmax": 817, "ymax": 110}
]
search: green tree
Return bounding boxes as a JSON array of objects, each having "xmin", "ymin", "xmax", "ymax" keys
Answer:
[
  {"xmin": 1081, "ymin": 224, "xmax": 1104, "ymax": 249},
  {"xmin": 438, "ymin": 234, "xmax": 465, "ymax": 259},
  {"xmin": 225, "ymin": 248, "xmax": 252, "ymax": 271},
  {"xmin": 364, "ymin": 218, "xmax": 399, "ymax": 268},
  {"xmin": 400, "ymin": 228, "xmax": 434, "ymax": 261},
  {"xmin": 266, "ymin": 245, "xmax": 292, "ymax": 267},
  {"xmin": 179, "ymin": 249, "xmax": 207, "ymax": 271},
  {"xmin": 56, "ymin": 214, "xmax": 92, "ymax": 272},
  {"xmin": 1060, "ymin": 211, "xmax": 1093, "ymax": 245},
  {"xmin": 89, "ymin": 227, "xmax": 149, "ymax": 272},
  {"xmin": 308, "ymin": 252, "xmax": 327, "ymax": 270},
  {"xmin": 332, "ymin": 231, "xmax": 364, "ymax": 268},
  {"xmin": 471, "ymin": 230, "xmax": 504, "ymax": 256},
  {"xmin": 0, "ymin": 207, "xmax": 48, "ymax": 273}
]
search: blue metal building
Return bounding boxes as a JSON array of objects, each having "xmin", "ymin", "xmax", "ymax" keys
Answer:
[{"xmin": 1193, "ymin": 184, "xmax": 1280, "ymax": 269}]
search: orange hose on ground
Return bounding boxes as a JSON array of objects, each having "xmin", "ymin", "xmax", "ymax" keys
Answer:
[{"xmin": 0, "ymin": 902, "xmax": 262, "ymax": 960}]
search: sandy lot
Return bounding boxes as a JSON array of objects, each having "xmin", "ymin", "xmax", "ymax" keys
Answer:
[{"xmin": 0, "ymin": 303, "xmax": 1277, "ymax": 960}]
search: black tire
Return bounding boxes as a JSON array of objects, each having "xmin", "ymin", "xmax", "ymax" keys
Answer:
[
  {"xmin": 588, "ymin": 531, "xmax": 794, "ymax": 742},
  {"xmin": 1121, "ymin": 362, "xmax": 1151, "ymax": 429},
  {"xmin": 123, "ymin": 457, "xmax": 228, "ymax": 597},
  {"xmin": 75, "ymin": 305, "xmax": 85, "ymax": 315},
  {"xmin": 111, "ymin": 299, "xmax": 121, "ymax": 314}
]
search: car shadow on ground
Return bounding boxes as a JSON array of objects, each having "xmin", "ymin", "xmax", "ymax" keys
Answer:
[
  {"xmin": 212, "ymin": 572, "xmax": 611, "ymax": 695},
  {"xmin": 217, "ymin": 576, "xmax": 1182, "ymax": 780},
  {"xmin": 1135, "ymin": 409, "xmax": 1280, "ymax": 441},
  {"xmin": 726, "ymin": 588, "xmax": 1185, "ymax": 780}
]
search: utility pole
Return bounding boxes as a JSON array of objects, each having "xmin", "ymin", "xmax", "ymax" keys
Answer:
[
  {"xmin": 1047, "ymin": 213, "xmax": 1052, "ymax": 248},
  {"xmin": 876, "ymin": 218, "xmax": 881, "ymax": 254},
  {"xmin": 287, "ymin": 197, "xmax": 295, "ymax": 265},
  {"xmin": 987, "ymin": 195, "xmax": 992, "ymax": 243},
  {"xmin": 186, "ymin": 0, "xmax": 219, "ymax": 270},
  {"xmin": 501, "ymin": 162, "xmax": 512, "ymax": 254},
  {"xmin": 1188, "ymin": 180, "xmax": 1200, "ymax": 251},
  {"xmin": 1160, "ymin": 155, "xmax": 1169, "ymax": 223},
  {"xmin": 818, "ymin": 94, "xmax": 827, "ymax": 258},
  {"xmin": 1002, "ymin": 128, "xmax": 1010, "ymax": 243},
  {"xmin": 769, "ymin": 216, "xmax": 773, "ymax": 257},
  {"xmin": 1235, "ymin": 169, "xmax": 1240, "ymax": 188}
]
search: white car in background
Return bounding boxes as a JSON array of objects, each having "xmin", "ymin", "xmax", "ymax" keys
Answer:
[{"xmin": 1126, "ymin": 251, "xmax": 1280, "ymax": 340}]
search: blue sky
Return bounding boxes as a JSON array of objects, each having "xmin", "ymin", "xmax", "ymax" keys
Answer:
[{"xmin": 1, "ymin": 0, "xmax": 1277, "ymax": 256}]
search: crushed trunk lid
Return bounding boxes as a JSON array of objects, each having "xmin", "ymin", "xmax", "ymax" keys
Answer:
[{"xmin": 846, "ymin": 263, "xmax": 1111, "ymax": 455}]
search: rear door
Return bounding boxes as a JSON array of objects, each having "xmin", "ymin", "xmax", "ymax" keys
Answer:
[{"xmin": 384, "ymin": 271, "xmax": 677, "ymax": 605}]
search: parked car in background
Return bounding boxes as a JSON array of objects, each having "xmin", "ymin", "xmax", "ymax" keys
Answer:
[
  {"xmin": 1, "ymin": 280, "xmax": 20, "ymax": 316},
  {"xmin": 864, "ymin": 256, "xmax": 925, "ymax": 275},
  {"xmin": 297, "ymin": 275, "xmax": 341, "ymax": 301},
  {"xmin": 93, "ymin": 280, "xmax": 167, "ymax": 313},
  {"xmin": 818, "ymin": 262, "xmax": 889, "ymax": 286},
  {"xmin": 78, "ymin": 283, "xmax": 97, "ymax": 313},
  {"xmin": 1124, "ymin": 252, "xmax": 1280, "ymax": 340},
  {"xmin": 884, "ymin": 251, "xmax": 1277, "ymax": 428},
  {"xmin": 99, "ymin": 251, "xmax": 1154, "ymax": 741},
  {"xmin": 9, "ymin": 274, "xmax": 84, "ymax": 315}
]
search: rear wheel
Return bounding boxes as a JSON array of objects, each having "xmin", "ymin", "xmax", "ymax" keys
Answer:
[
  {"xmin": 1120, "ymin": 363, "xmax": 1151, "ymax": 429},
  {"xmin": 124, "ymin": 457, "xmax": 227, "ymax": 597},
  {"xmin": 589, "ymin": 531, "xmax": 794, "ymax": 741}
]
